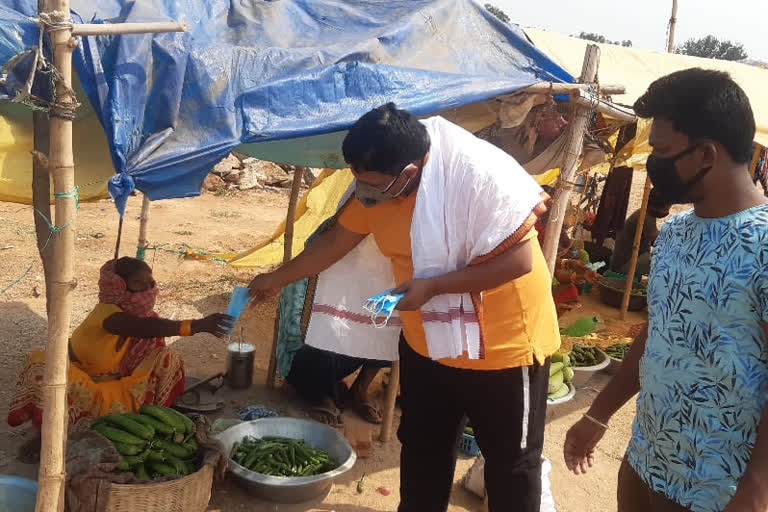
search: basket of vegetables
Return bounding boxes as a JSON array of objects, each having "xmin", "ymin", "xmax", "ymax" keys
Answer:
[
  {"xmin": 604, "ymin": 343, "xmax": 631, "ymax": 373},
  {"xmin": 598, "ymin": 277, "xmax": 647, "ymax": 311},
  {"xmin": 216, "ymin": 417, "xmax": 356, "ymax": 503},
  {"xmin": 458, "ymin": 425, "xmax": 481, "ymax": 456},
  {"xmin": 548, "ymin": 352, "xmax": 576, "ymax": 405},
  {"xmin": 569, "ymin": 345, "xmax": 610, "ymax": 388},
  {"xmin": 90, "ymin": 405, "xmax": 214, "ymax": 512}
]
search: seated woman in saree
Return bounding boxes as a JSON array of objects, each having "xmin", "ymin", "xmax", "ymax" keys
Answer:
[{"xmin": 8, "ymin": 257, "xmax": 234, "ymax": 442}]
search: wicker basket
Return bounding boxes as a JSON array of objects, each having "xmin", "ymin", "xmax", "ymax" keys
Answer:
[{"xmin": 97, "ymin": 463, "xmax": 214, "ymax": 512}]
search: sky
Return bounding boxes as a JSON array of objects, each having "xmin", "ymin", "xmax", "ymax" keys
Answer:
[{"xmin": 495, "ymin": 0, "xmax": 767, "ymax": 61}]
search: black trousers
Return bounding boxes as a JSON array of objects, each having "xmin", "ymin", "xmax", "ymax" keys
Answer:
[
  {"xmin": 286, "ymin": 345, "xmax": 389, "ymax": 404},
  {"xmin": 397, "ymin": 337, "xmax": 549, "ymax": 512}
]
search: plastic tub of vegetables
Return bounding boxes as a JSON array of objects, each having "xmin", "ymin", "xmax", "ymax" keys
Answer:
[{"xmin": 569, "ymin": 345, "xmax": 609, "ymax": 388}]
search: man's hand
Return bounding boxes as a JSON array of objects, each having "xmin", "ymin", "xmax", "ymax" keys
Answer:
[
  {"xmin": 192, "ymin": 313, "xmax": 236, "ymax": 338},
  {"xmin": 247, "ymin": 272, "xmax": 283, "ymax": 305},
  {"xmin": 564, "ymin": 416, "xmax": 607, "ymax": 475},
  {"xmin": 393, "ymin": 278, "xmax": 437, "ymax": 311}
]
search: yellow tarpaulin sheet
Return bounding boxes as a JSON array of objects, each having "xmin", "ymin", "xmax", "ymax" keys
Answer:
[
  {"xmin": 225, "ymin": 165, "xmax": 560, "ymax": 268},
  {"xmin": 525, "ymin": 29, "xmax": 768, "ymax": 148},
  {"xmin": 224, "ymin": 169, "xmax": 354, "ymax": 268},
  {"xmin": 0, "ymin": 109, "xmax": 114, "ymax": 204}
]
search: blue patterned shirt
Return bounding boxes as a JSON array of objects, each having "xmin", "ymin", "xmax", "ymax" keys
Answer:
[{"xmin": 626, "ymin": 204, "xmax": 768, "ymax": 512}]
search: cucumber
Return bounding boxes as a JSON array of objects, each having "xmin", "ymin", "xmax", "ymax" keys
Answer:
[
  {"xmin": 127, "ymin": 413, "xmax": 175, "ymax": 435},
  {"xmin": 564, "ymin": 366, "xmax": 575, "ymax": 382},
  {"xmin": 166, "ymin": 408, "xmax": 196, "ymax": 435},
  {"xmin": 103, "ymin": 414, "xmax": 154, "ymax": 440},
  {"xmin": 548, "ymin": 382, "xmax": 570, "ymax": 400},
  {"xmin": 548, "ymin": 370, "xmax": 564, "ymax": 394},
  {"xmin": 551, "ymin": 352, "xmax": 565, "ymax": 364},
  {"xmin": 134, "ymin": 462, "xmax": 150, "ymax": 481},
  {"xmin": 146, "ymin": 450, "xmax": 166, "ymax": 462},
  {"xmin": 182, "ymin": 438, "xmax": 198, "ymax": 453},
  {"xmin": 164, "ymin": 454, "xmax": 190, "ymax": 475},
  {"xmin": 149, "ymin": 461, "xmax": 177, "ymax": 476},
  {"xmin": 549, "ymin": 362, "xmax": 564, "ymax": 377},
  {"xmin": 139, "ymin": 405, "xmax": 184, "ymax": 432},
  {"xmin": 122, "ymin": 454, "xmax": 145, "ymax": 466},
  {"xmin": 113, "ymin": 442, "xmax": 144, "ymax": 456},
  {"xmin": 152, "ymin": 439, "xmax": 193, "ymax": 459},
  {"xmin": 92, "ymin": 424, "xmax": 146, "ymax": 446}
]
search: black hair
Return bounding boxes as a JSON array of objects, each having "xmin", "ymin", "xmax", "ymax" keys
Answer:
[
  {"xmin": 634, "ymin": 68, "xmax": 755, "ymax": 164},
  {"xmin": 114, "ymin": 257, "xmax": 151, "ymax": 280},
  {"xmin": 342, "ymin": 103, "xmax": 431, "ymax": 176}
]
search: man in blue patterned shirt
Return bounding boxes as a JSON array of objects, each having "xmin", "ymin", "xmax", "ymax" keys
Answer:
[{"xmin": 564, "ymin": 68, "xmax": 768, "ymax": 512}]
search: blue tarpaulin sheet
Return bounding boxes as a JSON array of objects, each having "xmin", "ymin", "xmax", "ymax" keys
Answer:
[{"xmin": 0, "ymin": 0, "xmax": 571, "ymax": 214}]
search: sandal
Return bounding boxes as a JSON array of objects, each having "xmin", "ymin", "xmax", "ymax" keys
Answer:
[
  {"xmin": 355, "ymin": 401, "xmax": 383, "ymax": 425},
  {"xmin": 307, "ymin": 406, "xmax": 344, "ymax": 428}
]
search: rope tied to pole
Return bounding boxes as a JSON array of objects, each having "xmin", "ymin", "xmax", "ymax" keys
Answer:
[
  {"xmin": 1, "ymin": 186, "xmax": 80, "ymax": 295},
  {"xmin": 0, "ymin": 11, "xmax": 81, "ymax": 119}
]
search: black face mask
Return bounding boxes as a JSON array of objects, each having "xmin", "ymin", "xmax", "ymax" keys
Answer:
[{"xmin": 646, "ymin": 145, "xmax": 712, "ymax": 205}]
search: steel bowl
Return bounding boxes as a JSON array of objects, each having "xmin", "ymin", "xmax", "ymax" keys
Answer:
[{"xmin": 215, "ymin": 417, "xmax": 356, "ymax": 503}]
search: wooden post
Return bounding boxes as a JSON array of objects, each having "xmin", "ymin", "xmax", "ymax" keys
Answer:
[
  {"xmin": 266, "ymin": 166, "xmax": 304, "ymax": 389},
  {"xmin": 32, "ymin": 116, "xmax": 53, "ymax": 315},
  {"xmin": 379, "ymin": 361, "xmax": 400, "ymax": 442},
  {"xmin": 31, "ymin": 12, "xmax": 185, "ymax": 511},
  {"xmin": 36, "ymin": 1, "xmax": 76, "ymax": 509},
  {"xmin": 136, "ymin": 194, "xmax": 151, "ymax": 260},
  {"xmin": 620, "ymin": 176, "xmax": 651, "ymax": 319},
  {"xmin": 667, "ymin": 0, "xmax": 679, "ymax": 53},
  {"xmin": 542, "ymin": 45, "xmax": 601, "ymax": 274},
  {"xmin": 619, "ymin": 0, "xmax": 678, "ymax": 318}
]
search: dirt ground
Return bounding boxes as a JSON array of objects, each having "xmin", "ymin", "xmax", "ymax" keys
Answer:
[{"xmin": 0, "ymin": 172, "xmax": 659, "ymax": 511}]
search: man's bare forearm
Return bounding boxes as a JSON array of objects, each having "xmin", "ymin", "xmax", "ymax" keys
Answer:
[
  {"xmin": 587, "ymin": 325, "xmax": 648, "ymax": 424},
  {"xmin": 272, "ymin": 223, "xmax": 365, "ymax": 286}
]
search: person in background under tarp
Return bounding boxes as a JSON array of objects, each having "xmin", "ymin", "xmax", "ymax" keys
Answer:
[
  {"xmin": 590, "ymin": 166, "xmax": 634, "ymax": 247},
  {"xmin": 609, "ymin": 188, "xmax": 671, "ymax": 276},
  {"xmin": 8, "ymin": 257, "xmax": 233, "ymax": 461},
  {"xmin": 564, "ymin": 69, "xmax": 768, "ymax": 512},
  {"xmin": 247, "ymin": 104, "xmax": 559, "ymax": 512},
  {"xmin": 276, "ymin": 220, "xmax": 390, "ymax": 428}
]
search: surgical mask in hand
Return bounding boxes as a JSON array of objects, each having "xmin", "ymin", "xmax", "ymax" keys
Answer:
[{"xmin": 363, "ymin": 290, "xmax": 405, "ymax": 328}]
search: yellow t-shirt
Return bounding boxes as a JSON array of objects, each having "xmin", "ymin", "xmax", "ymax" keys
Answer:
[
  {"xmin": 70, "ymin": 303, "xmax": 129, "ymax": 376},
  {"xmin": 338, "ymin": 196, "xmax": 560, "ymax": 370}
]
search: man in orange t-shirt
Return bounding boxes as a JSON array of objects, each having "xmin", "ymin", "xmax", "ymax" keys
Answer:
[{"xmin": 248, "ymin": 104, "xmax": 560, "ymax": 512}]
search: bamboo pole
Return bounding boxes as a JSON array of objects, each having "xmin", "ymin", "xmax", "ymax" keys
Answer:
[
  {"xmin": 136, "ymin": 194, "xmax": 151, "ymax": 260},
  {"xmin": 266, "ymin": 166, "xmax": 305, "ymax": 389},
  {"xmin": 542, "ymin": 45, "xmax": 601, "ymax": 274},
  {"xmin": 32, "ymin": 13, "xmax": 185, "ymax": 511},
  {"xmin": 36, "ymin": 0, "xmax": 76, "ymax": 509},
  {"xmin": 379, "ymin": 361, "xmax": 400, "ymax": 442},
  {"xmin": 619, "ymin": 176, "xmax": 651, "ymax": 319},
  {"xmin": 619, "ymin": 0, "xmax": 679, "ymax": 318},
  {"xmin": 667, "ymin": 0, "xmax": 679, "ymax": 53},
  {"xmin": 72, "ymin": 21, "xmax": 187, "ymax": 36},
  {"xmin": 570, "ymin": 89, "xmax": 636, "ymax": 123},
  {"xmin": 521, "ymin": 82, "xmax": 625, "ymax": 96}
]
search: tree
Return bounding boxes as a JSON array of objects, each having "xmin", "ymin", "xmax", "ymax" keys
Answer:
[
  {"xmin": 676, "ymin": 35, "xmax": 747, "ymax": 61},
  {"xmin": 485, "ymin": 3, "xmax": 510, "ymax": 24},
  {"xmin": 576, "ymin": 32, "xmax": 632, "ymax": 47}
]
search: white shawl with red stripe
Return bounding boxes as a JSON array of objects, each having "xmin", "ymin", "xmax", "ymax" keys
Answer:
[{"xmin": 305, "ymin": 116, "xmax": 545, "ymax": 361}]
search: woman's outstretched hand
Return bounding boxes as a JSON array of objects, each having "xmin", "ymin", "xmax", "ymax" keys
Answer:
[{"xmin": 193, "ymin": 313, "xmax": 236, "ymax": 338}]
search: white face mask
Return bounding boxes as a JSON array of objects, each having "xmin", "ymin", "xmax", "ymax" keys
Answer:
[{"xmin": 354, "ymin": 163, "xmax": 416, "ymax": 208}]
